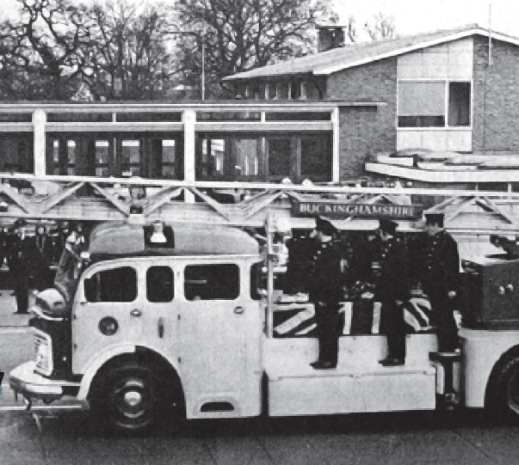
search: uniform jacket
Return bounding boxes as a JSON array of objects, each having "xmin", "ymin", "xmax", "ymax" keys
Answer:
[
  {"xmin": 419, "ymin": 230, "xmax": 460, "ymax": 295},
  {"xmin": 371, "ymin": 235, "xmax": 409, "ymax": 302},
  {"xmin": 28, "ymin": 233, "xmax": 53, "ymax": 270},
  {"xmin": 309, "ymin": 238, "xmax": 344, "ymax": 303}
]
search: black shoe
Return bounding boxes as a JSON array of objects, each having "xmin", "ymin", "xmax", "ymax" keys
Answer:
[
  {"xmin": 379, "ymin": 356, "xmax": 405, "ymax": 367},
  {"xmin": 310, "ymin": 361, "xmax": 336, "ymax": 370}
]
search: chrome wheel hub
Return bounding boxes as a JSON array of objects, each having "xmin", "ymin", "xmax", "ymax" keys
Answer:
[{"xmin": 124, "ymin": 390, "xmax": 142, "ymax": 407}]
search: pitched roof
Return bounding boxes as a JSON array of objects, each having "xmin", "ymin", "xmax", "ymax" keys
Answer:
[{"xmin": 223, "ymin": 24, "xmax": 519, "ymax": 81}]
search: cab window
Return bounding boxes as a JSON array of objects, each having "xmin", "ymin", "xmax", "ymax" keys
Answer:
[
  {"xmin": 85, "ymin": 267, "xmax": 137, "ymax": 303},
  {"xmin": 147, "ymin": 266, "xmax": 174, "ymax": 302},
  {"xmin": 184, "ymin": 264, "xmax": 239, "ymax": 301}
]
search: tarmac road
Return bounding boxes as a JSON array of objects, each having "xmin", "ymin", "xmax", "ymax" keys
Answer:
[{"xmin": 1, "ymin": 405, "xmax": 519, "ymax": 465}]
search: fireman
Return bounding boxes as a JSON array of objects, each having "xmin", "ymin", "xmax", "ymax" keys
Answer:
[
  {"xmin": 29, "ymin": 224, "xmax": 53, "ymax": 291},
  {"xmin": 418, "ymin": 212, "xmax": 460, "ymax": 353},
  {"xmin": 372, "ymin": 219, "xmax": 410, "ymax": 366},
  {"xmin": 10, "ymin": 221, "xmax": 30, "ymax": 314},
  {"xmin": 308, "ymin": 217, "xmax": 345, "ymax": 370},
  {"xmin": 53, "ymin": 221, "xmax": 71, "ymax": 265}
]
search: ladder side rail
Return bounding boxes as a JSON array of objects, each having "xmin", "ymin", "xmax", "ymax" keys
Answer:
[{"xmin": 2, "ymin": 173, "xmax": 519, "ymax": 199}]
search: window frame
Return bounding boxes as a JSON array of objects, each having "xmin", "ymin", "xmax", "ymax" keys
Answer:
[{"xmin": 396, "ymin": 78, "xmax": 473, "ymax": 130}]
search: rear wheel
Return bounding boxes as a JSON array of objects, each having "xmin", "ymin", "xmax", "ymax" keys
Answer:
[{"xmin": 487, "ymin": 355, "xmax": 519, "ymax": 424}]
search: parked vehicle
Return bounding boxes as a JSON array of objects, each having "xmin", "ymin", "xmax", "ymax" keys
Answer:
[{"xmin": 9, "ymin": 217, "xmax": 519, "ymax": 433}]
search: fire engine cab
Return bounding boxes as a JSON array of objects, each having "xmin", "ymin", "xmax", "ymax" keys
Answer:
[{"xmin": 9, "ymin": 216, "xmax": 519, "ymax": 433}]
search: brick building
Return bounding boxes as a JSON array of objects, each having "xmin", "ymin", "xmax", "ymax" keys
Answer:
[{"xmin": 223, "ymin": 24, "xmax": 519, "ymax": 180}]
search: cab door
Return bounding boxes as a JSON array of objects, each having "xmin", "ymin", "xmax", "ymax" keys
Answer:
[
  {"xmin": 140, "ymin": 263, "xmax": 178, "ymax": 357},
  {"xmin": 178, "ymin": 259, "xmax": 262, "ymax": 418},
  {"xmin": 72, "ymin": 262, "xmax": 144, "ymax": 374}
]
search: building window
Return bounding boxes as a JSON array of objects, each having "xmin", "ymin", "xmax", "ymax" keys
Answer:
[
  {"xmin": 267, "ymin": 138, "xmax": 291, "ymax": 177},
  {"xmin": 448, "ymin": 82, "xmax": 471, "ymax": 127},
  {"xmin": 300, "ymin": 134, "xmax": 332, "ymax": 179},
  {"xmin": 398, "ymin": 81, "xmax": 471, "ymax": 128}
]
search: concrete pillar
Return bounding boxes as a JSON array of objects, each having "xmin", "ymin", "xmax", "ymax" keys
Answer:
[
  {"xmin": 183, "ymin": 109, "xmax": 196, "ymax": 203},
  {"xmin": 33, "ymin": 109, "xmax": 46, "ymax": 176}
]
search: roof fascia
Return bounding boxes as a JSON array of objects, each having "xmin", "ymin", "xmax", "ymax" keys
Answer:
[
  {"xmin": 223, "ymin": 72, "xmax": 313, "ymax": 82},
  {"xmin": 314, "ymin": 27, "xmax": 519, "ymax": 75}
]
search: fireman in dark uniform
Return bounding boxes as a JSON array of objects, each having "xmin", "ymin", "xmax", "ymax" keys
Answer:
[
  {"xmin": 372, "ymin": 219, "xmax": 410, "ymax": 366},
  {"xmin": 309, "ymin": 217, "xmax": 345, "ymax": 370},
  {"xmin": 29, "ymin": 224, "xmax": 53, "ymax": 291},
  {"xmin": 52, "ymin": 221, "xmax": 71, "ymax": 265},
  {"xmin": 10, "ymin": 222, "xmax": 30, "ymax": 314},
  {"xmin": 418, "ymin": 212, "xmax": 460, "ymax": 353}
]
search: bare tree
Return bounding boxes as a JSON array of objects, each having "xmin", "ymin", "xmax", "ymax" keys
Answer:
[
  {"xmin": 174, "ymin": 0, "xmax": 338, "ymax": 98},
  {"xmin": 0, "ymin": 0, "xmax": 96, "ymax": 100},
  {"xmin": 365, "ymin": 12, "xmax": 396, "ymax": 41},
  {"xmin": 0, "ymin": 0, "xmax": 178, "ymax": 101},
  {"xmin": 87, "ymin": 0, "xmax": 177, "ymax": 100}
]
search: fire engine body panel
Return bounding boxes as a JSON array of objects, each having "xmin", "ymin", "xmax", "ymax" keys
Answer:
[
  {"xmin": 9, "ymin": 216, "xmax": 519, "ymax": 431},
  {"xmin": 264, "ymin": 334, "xmax": 437, "ymax": 416}
]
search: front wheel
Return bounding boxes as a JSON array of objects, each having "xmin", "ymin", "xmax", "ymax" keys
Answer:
[{"xmin": 90, "ymin": 360, "xmax": 162, "ymax": 434}]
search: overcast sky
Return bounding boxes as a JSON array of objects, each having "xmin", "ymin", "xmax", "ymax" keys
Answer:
[
  {"xmin": 1, "ymin": 0, "xmax": 517, "ymax": 38},
  {"xmin": 336, "ymin": 0, "xmax": 518, "ymax": 37}
]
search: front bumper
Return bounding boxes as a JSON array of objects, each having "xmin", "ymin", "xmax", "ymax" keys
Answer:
[{"xmin": 10, "ymin": 362, "xmax": 80, "ymax": 401}]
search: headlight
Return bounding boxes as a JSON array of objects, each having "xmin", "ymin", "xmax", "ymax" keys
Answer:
[{"xmin": 33, "ymin": 330, "xmax": 53, "ymax": 377}]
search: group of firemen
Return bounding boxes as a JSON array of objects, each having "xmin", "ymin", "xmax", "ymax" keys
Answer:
[
  {"xmin": 0, "ymin": 220, "xmax": 85, "ymax": 314},
  {"xmin": 280, "ymin": 212, "xmax": 460, "ymax": 370}
]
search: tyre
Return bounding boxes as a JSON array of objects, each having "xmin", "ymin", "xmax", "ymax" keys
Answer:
[
  {"xmin": 486, "ymin": 355, "xmax": 519, "ymax": 424},
  {"xmin": 90, "ymin": 358, "xmax": 166, "ymax": 434}
]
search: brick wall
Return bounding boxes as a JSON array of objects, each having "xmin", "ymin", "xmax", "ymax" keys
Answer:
[
  {"xmin": 327, "ymin": 58, "xmax": 397, "ymax": 179},
  {"xmin": 473, "ymin": 36, "xmax": 519, "ymax": 153}
]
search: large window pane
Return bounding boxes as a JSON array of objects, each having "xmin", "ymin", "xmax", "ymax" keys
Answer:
[
  {"xmin": 0, "ymin": 135, "xmax": 33, "ymax": 173},
  {"xmin": 95, "ymin": 140, "xmax": 110, "ymax": 177},
  {"xmin": 268, "ymin": 138, "xmax": 291, "ymax": 177},
  {"xmin": 448, "ymin": 82, "xmax": 471, "ymax": 127},
  {"xmin": 398, "ymin": 81, "xmax": 445, "ymax": 116},
  {"xmin": 121, "ymin": 139, "xmax": 140, "ymax": 176},
  {"xmin": 301, "ymin": 134, "xmax": 332, "ymax": 180},
  {"xmin": 196, "ymin": 136, "xmax": 259, "ymax": 181},
  {"xmin": 162, "ymin": 140, "xmax": 177, "ymax": 178},
  {"xmin": 398, "ymin": 116, "xmax": 445, "ymax": 128},
  {"xmin": 235, "ymin": 139, "xmax": 258, "ymax": 177}
]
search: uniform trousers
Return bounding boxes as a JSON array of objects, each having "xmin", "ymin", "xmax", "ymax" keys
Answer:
[
  {"xmin": 380, "ymin": 299, "xmax": 407, "ymax": 360},
  {"xmin": 11, "ymin": 267, "xmax": 30, "ymax": 314},
  {"xmin": 426, "ymin": 287, "xmax": 458, "ymax": 352},
  {"xmin": 314, "ymin": 302, "xmax": 344, "ymax": 366}
]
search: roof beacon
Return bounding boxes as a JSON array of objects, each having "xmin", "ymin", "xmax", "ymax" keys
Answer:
[{"xmin": 150, "ymin": 221, "xmax": 167, "ymax": 244}]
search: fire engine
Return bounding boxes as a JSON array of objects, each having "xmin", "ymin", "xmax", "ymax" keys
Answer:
[{"xmin": 6, "ymin": 175, "xmax": 519, "ymax": 433}]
